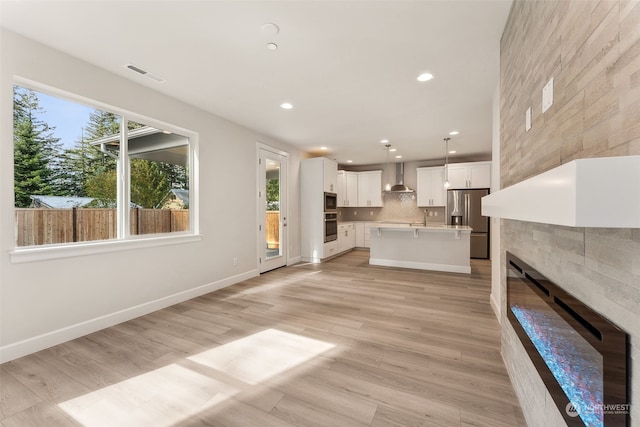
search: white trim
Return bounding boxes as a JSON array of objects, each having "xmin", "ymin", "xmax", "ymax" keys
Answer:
[
  {"xmin": 10, "ymin": 233, "xmax": 202, "ymax": 263},
  {"xmin": 11, "ymin": 78, "xmax": 201, "ymax": 255},
  {"xmin": 490, "ymin": 292, "xmax": 501, "ymax": 321},
  {"xmin": 13, "ymin": 76, "xmax": 196, "ymax": 137},
  {"xmin": 287, "ymin": 255, "xmax": 301, "ymax": 266},
  {"xmin": 0, "ymin": 268, "xmax": 258, "ymax": 363},
  {"xmin": 369, "ymin": 258, "xmax": 471, "ymax": 274},
  {"xmin": 256, "ymin": 142, "xmax": 290, "ymax": 273}
]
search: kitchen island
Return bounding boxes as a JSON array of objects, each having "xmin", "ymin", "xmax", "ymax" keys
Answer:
[{"xmin": 369, "ymin": 224, "xmax": 472, "ymax": 274}]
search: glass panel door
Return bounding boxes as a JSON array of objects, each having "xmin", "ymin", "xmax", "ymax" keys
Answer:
[
  {"xmin": 265, "ymin": 157, "xmax": 281, "ymax": 259},
  {"xmin": 258, "ymin": 147, "xmax": 287, "ymax": 273}
]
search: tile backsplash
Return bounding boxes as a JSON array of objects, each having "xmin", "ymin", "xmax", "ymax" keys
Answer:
[{"xmin": 339, "ymin": 192, "xmax": 446, "ymax": 223}]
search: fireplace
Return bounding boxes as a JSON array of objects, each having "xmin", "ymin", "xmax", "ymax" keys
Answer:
[{"xmin": 506, "ymin": 252, "xmax": 629, "ymax": 427}]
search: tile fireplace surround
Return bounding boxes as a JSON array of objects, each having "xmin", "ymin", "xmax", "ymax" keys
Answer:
[
  {"xmin": 484, "ymin": 158, "xmax": 639, "ymax": 426},
  {"xmin": 496, "ymin": 2, "xmax": 640, "ymax": 424}
]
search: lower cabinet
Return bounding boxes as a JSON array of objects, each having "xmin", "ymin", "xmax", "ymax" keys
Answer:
[
  {"xmin": 353, "ymin": 222, "xmax": 377, "ymax": 248},
  {"xmin": 337, "ymin": 223, "xmax": 356, "ymax": 253},
  {"xmin": 324, "ymin": 240, "xmax": 338, "ymax": 259}
]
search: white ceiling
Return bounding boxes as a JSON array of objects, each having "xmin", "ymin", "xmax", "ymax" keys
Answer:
[{"xmin": 1, "ymin": 1, "xmax": 512, "ymax": 165}]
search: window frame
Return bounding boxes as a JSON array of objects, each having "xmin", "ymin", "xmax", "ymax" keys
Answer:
[{"xmin": 10, "ymin": 78, "xmax": 200, "ymax": 263}]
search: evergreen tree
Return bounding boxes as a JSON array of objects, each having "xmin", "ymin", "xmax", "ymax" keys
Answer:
[
  {"xmin": 13, "ymin": 87, "xmax": 62, "ymax": 207},
  {"xmin": 56, "ymin": 129, "xmax": 101, "ymax": 196},
  {"xmin": 57, "ymin": 110, "xmax": 121, "ymax": 198}
]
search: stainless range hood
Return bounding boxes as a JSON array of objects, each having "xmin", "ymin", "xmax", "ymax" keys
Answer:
[{"xmin": 387, "ymin": 163, "xmax": 414, "ymax": 193}]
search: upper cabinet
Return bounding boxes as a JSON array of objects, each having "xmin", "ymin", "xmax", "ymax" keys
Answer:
[
  {"xmin": 323, "ymin": 158, "xmax": 338, "ymax": 193},
  {"xmin": 337, "ymin": 171, "xmax": 358, "ymax": 207},
  {"xmin": 357, "ymin": 170, "xmax": 383, "ymax": 207},
  {"xmin": 446, "ymin": 161, "xmax": 491, "ymax": 189},
  {"xmin": 416, "ymin": 166, "xmax": 445, "ymax": 206}
]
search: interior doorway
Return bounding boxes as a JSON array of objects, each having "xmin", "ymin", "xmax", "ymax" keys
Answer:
[{"xmin": 258, "ymin": 145, "xmax": 288, "ymax": 273}]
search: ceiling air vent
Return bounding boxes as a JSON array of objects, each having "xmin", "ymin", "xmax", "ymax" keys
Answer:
[{"xmin": 124, "ymin": 63, "xmax": 166, "ymax": 83}]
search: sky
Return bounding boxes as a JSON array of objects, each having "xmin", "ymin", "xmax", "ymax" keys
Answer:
[{"xmin": 34, "ymin": 90, "xmax": 95, "ymax": 149}]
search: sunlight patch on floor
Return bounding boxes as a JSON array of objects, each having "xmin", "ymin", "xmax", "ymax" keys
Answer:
[
  {"xmin": 58, "ymin": 364, "xmax": 239, "ymax": 427},
  {"xmin": 57, "ymin": 329, "xmax": 335, "ymax": 426},
  {"xmin": 232, "ymin": 270, "xmax": 322, "ymax": 296},
  {"xmin": 188, "ymin": 328, "xmax": 335, "ymax": 385}
]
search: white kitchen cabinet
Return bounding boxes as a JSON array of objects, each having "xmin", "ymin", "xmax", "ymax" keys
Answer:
[
  {"xmin": 301, "ymin": 157, "xmax": 339, "ymax": 263},
  {"xmin": 446, "ymin": 161, "xmax": 491, "ymax": 189},
  {"xmin": 337, "ymin": 222, "xmax": 355, "ymax": 253},
  {"xmin": 337, "ymin": 171, "xmax": 358, "ymax": 207},
  {"xmin": 323, "ymin": 158, "xmax": 338, "ymax": 193},
  {"xmin": 416, "ymin": 166, "xmax": 445, "ymax": 206},
  {"xmin": 354, "ymin": 222, "xmax": 377, "ymax": 248},
  {"xmin": 357, "ymin": 170, "xmax": 383, "ymax": 207}
]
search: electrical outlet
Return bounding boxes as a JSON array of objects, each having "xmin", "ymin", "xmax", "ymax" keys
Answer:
[
  {"xmin": 370, "ymin": 210, "xmax": 374, "ymax": 216},
  {"xmin": 434, "ymin": 211, "xmax": 438, "ymax": 216},
  {"xmin": 354, "ymin": 210, "xmax": 357, "ymax": 216}
]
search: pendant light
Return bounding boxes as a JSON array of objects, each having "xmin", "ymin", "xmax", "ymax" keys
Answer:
[
  {"xmin": 443, "ymin": 137, "xmax": 451, "ymax": 188},
  {"xmin": 384, "ymin": 144, "xmax": 392, "ymax": 191}
]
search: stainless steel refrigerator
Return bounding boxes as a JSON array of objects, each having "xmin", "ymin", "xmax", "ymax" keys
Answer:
[{"xmin": 447, "ymin": 189, "xmax": 490, "ymax": 259}]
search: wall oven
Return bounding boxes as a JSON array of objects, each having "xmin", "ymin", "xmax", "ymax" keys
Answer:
[
  {"xmin": 324, "ymin": 212, "xmax": 338, "ymax": 242},
  {"xmin": 324, "ymin": 192, "xmax": 337, "ymax": 212}
]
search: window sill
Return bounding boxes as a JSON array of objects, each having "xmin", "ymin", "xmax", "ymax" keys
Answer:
[{"xmin": 10, "ymin": 233, "xmax": 203, "ymax": 264}]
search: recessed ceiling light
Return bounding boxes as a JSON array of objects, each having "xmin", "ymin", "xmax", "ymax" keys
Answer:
[
  {"xmin": 449, "ymin": 150, "xmax": 457, "ymax": 154},
  {"xmin": 417, "ymin": 72, "xmax": 434, "ymax": 82},
  {"xmin": 280, "ymin": 102, "xmax": 293, "ymax": 110},
  {"xmin": 380, "ymin": 139, "xmax": 389, "ymax": 144},
  {"xmin": 346, "ymin": 160, "xmax": 353, "ymax": 163},
  {"xmin": 266, "ymin": 42, "xmax": 278, "ymax": 51},
  {"xmin": 320, "ymin": 146, "xmax": 328, "ymax": 150},
  {"xmin": 389, "ymin": 148, "xmax": 397, "ymax": 152},
  {"xmin": 395, "ymin": 155, "xmax": 402, "ymax": 159},
  {"xmin": 449, "ymin": 130, "xmax": 459, "ymax": 136}
]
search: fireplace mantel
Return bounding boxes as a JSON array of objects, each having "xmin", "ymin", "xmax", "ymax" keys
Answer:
[{"xmin": 481, "ymin": 156, "xmax": 640, "ymax": 228}]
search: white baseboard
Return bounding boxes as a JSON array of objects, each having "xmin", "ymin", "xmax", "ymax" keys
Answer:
[
  {"xmin": 369, "ymin": 258, "xmax": 471, "ymax": 274},
  {"xmin": 287, "ymin": 255, "xmax": 301, "ymax": 266},
  {"xmin": 490, "ymin": 292, "xmax": 501, "ymax": 321},
  {"xmin": 0, "ymin": 269, "xmax": 258, "ymax": 363}
]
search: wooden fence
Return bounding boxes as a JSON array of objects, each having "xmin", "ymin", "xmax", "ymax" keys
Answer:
[
  {"xmin": 266, "ymin": 211, "xmax": 280, "ymax": 249},
  {"xmin": 15, "ymin": 208, "xmax": 189, "ymax": 247}
]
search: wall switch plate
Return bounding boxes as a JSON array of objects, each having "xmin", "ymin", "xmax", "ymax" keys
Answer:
[
  {"xmin": 542, "ymin": 78, "xmax": 553, "ymax": 113},
  {"xmin": 354, "ymin": 211, "xmax": 357, "ymax": 215},
  {"xmin": 370, "ymin": 211, "xmax": 373, "ymax": 216},
  {"xmin": 525, "ymin": 107, "xmax": 532, "ymax": 131}
]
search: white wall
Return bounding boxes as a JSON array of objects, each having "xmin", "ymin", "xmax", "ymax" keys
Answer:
[{"xmin": 0, "ymin": 30, "xmax": 303, "ymax": 362}]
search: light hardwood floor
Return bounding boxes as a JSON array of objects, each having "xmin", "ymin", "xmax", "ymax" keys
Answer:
[{"xmin": 0, "ymin": 250, "xmax": 525, "ymax": 427}]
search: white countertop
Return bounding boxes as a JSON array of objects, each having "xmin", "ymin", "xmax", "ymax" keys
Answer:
[{"xmin": 371, "ymin": 223, "xmax": 472, "ymax": 232}]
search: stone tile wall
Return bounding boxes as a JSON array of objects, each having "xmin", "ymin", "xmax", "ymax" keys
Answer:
[{"xmin": 500, "ymin": 1, "xmax": 640, "ymax": 425}]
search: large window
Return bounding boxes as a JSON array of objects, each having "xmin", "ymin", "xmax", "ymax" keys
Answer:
[{"xmin": 13, "ymin": 85, "xmax": 193, "ymax": 248}]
